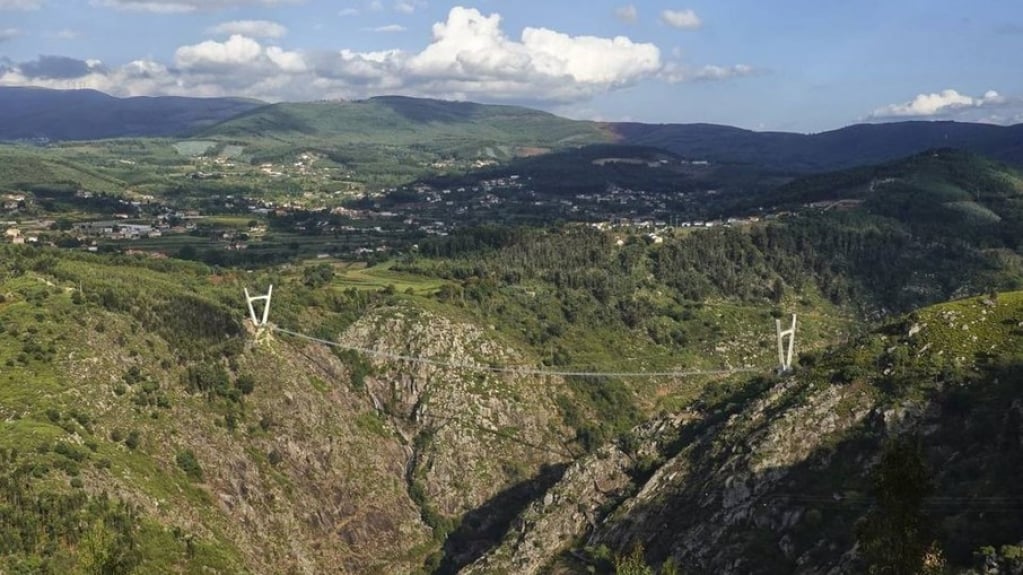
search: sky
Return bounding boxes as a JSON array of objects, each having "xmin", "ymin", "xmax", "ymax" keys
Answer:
[{"xmin": 1, "ymin": 0, "xmax": 1022, "ymax": 132}]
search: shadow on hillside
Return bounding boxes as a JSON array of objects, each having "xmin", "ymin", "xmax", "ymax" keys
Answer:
[
  {"xmin": 372, "ymin": 96, "xmax": 485, "ymax": 124},
  {"xmin": 433, "ymin": 462, "xmax": 567, "ymax": 575}
]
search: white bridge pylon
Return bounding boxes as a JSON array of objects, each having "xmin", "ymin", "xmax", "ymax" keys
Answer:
[
  {"xmin": 244, "ymin": 285, "xmax": 273, "ymax": 328},
  {"xmin": 776, "ymin": 314, "xmax": 797, "ymax": 372}
]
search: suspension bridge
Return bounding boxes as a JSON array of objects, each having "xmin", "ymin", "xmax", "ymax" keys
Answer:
[{"xmin": 246, "ymin": 285, "xmax": 794, "ymax": 379}]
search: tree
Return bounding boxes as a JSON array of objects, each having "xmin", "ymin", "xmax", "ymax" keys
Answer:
[
  {"xmin": 614, "ymin": 545, "xmax": 654, "ymax": 575},
  {"xmin": 858, "ymin": 437, "xmax": 935, "ymax": 575}
]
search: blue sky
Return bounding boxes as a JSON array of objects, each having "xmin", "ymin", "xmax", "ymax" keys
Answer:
[{"xmin": 1, "ymin": 0, "xmax": 1022, "ymax": 131}]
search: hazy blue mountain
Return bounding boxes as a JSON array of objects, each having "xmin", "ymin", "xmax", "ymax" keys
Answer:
[
  {"xmin": 0, "ymin": 86, "xmax": 263, "ymax": 141},
  {"xmin": 4, "ymin": 88, "xmax": 1022, "ymax": 174},
  {"xmin": 612, "ymin": 120, "xmax": 1023, "ymax": 171}
]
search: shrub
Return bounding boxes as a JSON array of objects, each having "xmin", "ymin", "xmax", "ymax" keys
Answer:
[
  {"xmin": 175, "ymin": 450, "xmax": 204, "ymax": 481},
  {"xmin": 235, "ymin": 374, "xmax": 255, "ymax": 395},
  {"xmin": 124, "ymin": 430, "xmax": 140, "ymax": 450}
]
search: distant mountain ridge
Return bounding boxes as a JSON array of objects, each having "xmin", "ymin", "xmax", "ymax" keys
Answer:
[
  {"xmin": 0, "ymin": 86, "xmax": 263, "ymax": 140},
  {"xmin": 613, "ymin": 120, "xmax": 1023, "ymax": 171},
  {"xmin": 3, "ymin": 88, "xmax": 1022, "ymax": 172}
]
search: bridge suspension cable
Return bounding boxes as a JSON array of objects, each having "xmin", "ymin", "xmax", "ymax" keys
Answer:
[{"xmin": 270, "ymin": 326, "xmax": 760, "ymax": 379}]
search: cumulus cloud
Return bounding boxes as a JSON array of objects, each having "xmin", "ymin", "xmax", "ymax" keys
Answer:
[
  {"xmin": 661, "ymin": 8, "xmax": 701, "ymax": 30},
  {"xmin": 338, "ymin": 7, "xmax": 358, "ymax": 16},
  {"xmin": 1, "ymin": 6, "xmax": 751, "ymax": 105},
  {"xmin": 91, "ymin": 0, "xmax": 300, "ymax": 13},
  {"xmin": 175, "ymin": 35, "xmax": 265, "ymax": 68},
  {"xmin": 399, "ymin": 7, "xmax": 661, "ymax": 98},
  {"xmin": 0, "ymin": 28, "xmax": 20, "ymax": 42},
  {"xmin": 209, "ymin": 20, "xmax": 287, "ymax": 39},
  {"xmin": 870, "ymin": 89, "xmax": 1006, "ymax": 118},
  {"xmin": 0, "ymin": 0, "xmax": 41, "ymax": 10},
  {"xmin": 615, "ymin": 4, "xmax": 637, "ymax": 23}
]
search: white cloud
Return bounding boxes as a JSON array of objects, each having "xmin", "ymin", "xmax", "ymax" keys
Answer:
[
  {"xmin": 400, "ymin": 7, "xmax": 661, "ymax": 97},
  {"xmin": 615, "ymin": 4, "xmax": 637, "ymax": 23},
  {"xmin": 661, "ymin": 8, "xmax": 701, "ymax": 30},
  {"xmin": 0, "ymin": 28, "xmax": 20, "ymax": 42},
  {"xmin": 1, "ymin": 6, "xmax": 751, "ymax": 106},
  {"xmin": 175, "ymin": 35, "xmax": 264, "ymax": 68},
  {"xmin": 870, "ymin": 89, "xmax": 1006, "ymax": 118},
  {"xmin": 394, "ymin": 0, "xmax": 424, "ymax": 14},
  {"xmin": 367, "ymin": 24, "xmax": 406, "ymax": 32},
  {"xmin": 50, "ymin": 29, "xmax": 80, "ymax": 40},
  {"xmin": 209, "ymin": 20, "xmax": 287, "ymax": 39},
  {"xmin": 0, "ymin": 0, "xmax": 41, "ymax": 9},
  {"xmin": 338, "ymin": 7, "xmax": 359, "ymax": 16},
  {"xmin": 266, "ymin": 46, "xmax": 306, "ymax": 72},
  {"xmin": 91, "ymin": 0, "xmax": 300, "ymax": 13},
  {"xmin": 662, "ymin": 62, "xmax": 755, "ymax": 82}
]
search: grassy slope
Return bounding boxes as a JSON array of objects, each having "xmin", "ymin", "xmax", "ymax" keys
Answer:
[{"xmin": 0, "ymin": 146, "xmax": 130, "ymax": 193}]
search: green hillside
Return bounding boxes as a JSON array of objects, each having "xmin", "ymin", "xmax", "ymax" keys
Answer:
[
  {"xmin": 0, "ymin": 247, "xmax": 581, "ymax": 573},
  {"xmin": 202, "ymin": 96, "xmax": 613, "ymax": 155},
  {"xmin": 612, "ymin": 120, "xmax": 1023, "ymax": 172},
  {"xmin": 5, "ymin": 143, "xmax": 1023, "ymax": 573},
  {"xmin": 5, "ymin": 196, "xmax": 1023, "ymax": 572},
  {"xmin": 0, "ymin": 146, "xmax": 129, "ymax": 194},
  {"xmin": 473, "ymin": 291, "xmax": 1023, "ymax": 574},
  {"xmin": 751, "ymin": 149, "xmax": 1023, "ymax": 221}
]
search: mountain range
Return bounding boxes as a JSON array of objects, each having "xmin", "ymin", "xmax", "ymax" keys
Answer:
[
  {"xmin": 0, "ymin": 87, "xmax": 262, "ymax": 141},
  {"xmin": 3, "ymin": 87, "xmax": 1022, "ymax": 172}
]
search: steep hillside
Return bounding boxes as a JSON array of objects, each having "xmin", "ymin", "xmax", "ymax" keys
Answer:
[
  {"xmin": 0, "ymin": 87, "xmax": 262, "ymax": 141},
  {"xmin": 614, "ymin": 120, "xmax": 1023, "ymax": 172},
  {"xmin": 0, "ymin": 248, "xmax": 580, "ymax": 573},
  {"xmin": 743, "ymin": 150, "xmax": 1023, "ymax": 246},
  {"xmin": 470, "ymin": 291, "xmax": 1023, "ymax": 574},
  {"xmin": 0, "ymin": 145, "xmax": 138, "ymax": 196}
]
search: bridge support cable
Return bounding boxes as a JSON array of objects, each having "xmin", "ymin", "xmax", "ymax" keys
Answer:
[{"xmin": 270, "ymin": 326, "xmax": 759, "ymax": 380}]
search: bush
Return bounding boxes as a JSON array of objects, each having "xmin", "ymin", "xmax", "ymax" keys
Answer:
[
  {"xmin": 124, "ymin": 430, "xmax": 140, "ymax": 450},
  {"xmin": 235, "ymin": 374, "xmax": 256, "ymax": 395},
  {"xmin": 175, "ymin": 450, "xmax": 204, "ymax": 481}
]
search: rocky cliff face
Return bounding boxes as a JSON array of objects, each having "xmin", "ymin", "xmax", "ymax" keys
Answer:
[
  {"xmin": 467, "ymin": 294, "xmax": 1023, "ymax": 574},
  {"xmin": 342, "ymin": 305, "xmax": 572, "ymax": 521},
  {"xmin": 45, "ymin": 299, "xmax": 574, "ymax": 574},
  {"xmin": 463, "ymin": 373, "xmax": 877, "ymax": 575}
]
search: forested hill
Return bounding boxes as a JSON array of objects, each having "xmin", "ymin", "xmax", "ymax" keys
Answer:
[
  {"xmin": 613, "ymin": 120, "xmax": 1023, "ymax": 172},
  {"xmin": 471, "ymin": 290, "xmax": 1023, "ymax": 574},
  {"xmin": 199, "ymin": 95, "xmax": 613, "ymax": 151},
  {"xmin": 5, "ymin": 88, "xmax": 1023, "ymax": 174},
  {"xmin": 0, "ymin": 87, "xmax": 262, "ymax": 141},
  {"xmin": 746, "ymin": 149, "xmax": 1023, "ymax": 244}
]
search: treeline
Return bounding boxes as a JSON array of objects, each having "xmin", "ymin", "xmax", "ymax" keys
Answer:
[
  {"xmin": 0, "ymin": 448, "xmax": 141, "ymax": 574},
  {"xmin": 406, "ymin": 213, "xmax": 1019, "ymax": 316},
  {"xmin": 2, "ymin": 246, "xmax": 245, "ymax": 360}
]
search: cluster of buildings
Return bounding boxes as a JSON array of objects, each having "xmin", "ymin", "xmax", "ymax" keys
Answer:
[{"xmin": 4, "ymin": 226, "xmax": 36, "ymax": 245}]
